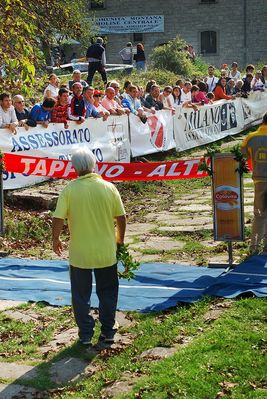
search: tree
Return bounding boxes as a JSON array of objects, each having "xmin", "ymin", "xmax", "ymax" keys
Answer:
[
  {"xmin": 150, "ymin": 36, "xmax": 194, "ymax": 77},
  {"xmin": 0, "ymin": 0, "xmax": 94, "ymax": 92}
]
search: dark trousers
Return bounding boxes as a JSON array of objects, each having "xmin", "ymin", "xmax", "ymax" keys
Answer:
[
  {"xmin": 87, "ymin": 61, "xmax": 107, "ymax": 85},
  {"xmin": 70, "ymin": 264, "xmax": 118, "ymax": 341}
]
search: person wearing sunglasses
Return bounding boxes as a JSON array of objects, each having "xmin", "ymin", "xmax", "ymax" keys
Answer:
[{"xmin": 13, "ymin": 95, "xmax": 33, "ymax": 129}]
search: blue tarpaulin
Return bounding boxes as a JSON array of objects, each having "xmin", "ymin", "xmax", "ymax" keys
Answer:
[{"xmin": 0, "ymin": 256, "xmax": 266, "ymax": 311}]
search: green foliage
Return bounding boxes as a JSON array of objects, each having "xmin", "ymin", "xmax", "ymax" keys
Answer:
[
  {"xmin": 149, "ymin": 36, "xmax": 195, "ymax": 78},
  {"xmin": 230, "ymin": 144, "xmax": 250, "ymax": 175},
  {"xmin": 117, "ymin": 244, "xmax": 140, "ymax": 280}
]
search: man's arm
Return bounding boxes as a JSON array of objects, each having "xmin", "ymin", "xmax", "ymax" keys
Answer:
[
  {"xmin": 52, "ymin": 217, "xmax": 64, "ymax": 255},
  {"xmin": 116, "ymin": 215, "xmax": 126, "ymax": 245}
]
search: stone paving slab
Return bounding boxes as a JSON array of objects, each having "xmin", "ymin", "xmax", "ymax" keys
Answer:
[
  {"xmin": 40, "ymin": 327, "xmax": 78, "ymax": 354},
  {"xmin": 50, "ymin": 357, "xmax": 90, "ymax": 385},
  {"xmin": 0, "ymin": 300, "xmax": 24, "ymax": 311},
  {"xmin": 157, "ymin": 225, "xmax": 213, "ymax": 233},
  {"xmin": 178, "ymin": 204, "xmax": 212, "ymax": 212},
  {"xmin": 101, "ymin": 372, "xmax": 142, "ymax": 398},
  {"xmin": 4, "ymin": 310, "xmax": 40, "ymax": 323},
  {"xmin": 0, "ymin": 383, "xmax": 39, "ymax": 399},
  {"xmin": 0, "ymin": 362, "xmax": 37, "ymax": 380},
  {"xmin": 126, "ymin": 223, "xmax": 157, "ymax": 237},
  {"xmin": 145, "ymin": 213, "xmax": 190, "ymax": 224},
  {"xmin": 139, "ymin": 346, "xmax": 177, "ymax": 360},
  {"xmin": 130, "ymin": 237, "xmax": 184, "ymax": 251}
]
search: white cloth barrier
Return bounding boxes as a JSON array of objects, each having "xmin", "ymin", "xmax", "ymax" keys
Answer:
[{"xmin": 1, "ymin": 91, "xmax": 267, "ymax": 189}]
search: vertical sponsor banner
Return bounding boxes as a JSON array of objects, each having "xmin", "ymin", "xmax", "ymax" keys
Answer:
[
  {"xmin": 212, "ymin": 153, "xmax": 244, "ymax": 241},
  {"xmin": 129, "ymin": 111, "xmax": 175, "ymax": 157},
  {"xmin": 1, "ymin": 116, "xmax": 130, "ymax": 190},
  {"xmin": 174, "ymin": 100, "xmax": 245, "ymax": 152}
]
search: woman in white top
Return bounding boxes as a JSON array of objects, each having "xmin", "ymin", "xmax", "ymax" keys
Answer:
[
  {"xmin": 228, "ymin": 62, "xmax": 241, "ymax": 82},
  {"xmin": 159, "ymin": 86, "xmax": 174, "ymax": 110},
  {"xmin": 43, "ymin": 73, "xmax": 59, "ymax": 99}
]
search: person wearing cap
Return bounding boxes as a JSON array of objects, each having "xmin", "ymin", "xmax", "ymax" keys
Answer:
[
  {"xmin": 93, "ymin": 90, "xmax": 110, "ymax": 120},
  {"xmin": 83, "ymin": 86, "xmax": 107, "ymax": 120},
  {"xmin": 86, "ymin": 37, "xmax": 107, "ymax": 86},
  {"xmin": 68, "ymin": 70, "xmax": 88, "ymax": 91}
]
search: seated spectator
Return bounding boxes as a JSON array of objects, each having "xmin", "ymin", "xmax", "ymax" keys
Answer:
[
  {"xmin": 180, "ymin": 82, "xmax": 198, "ymax": 110},
  {"xmin": 226, "ymin": 79, "xmax": 236, "ymax": 95},
  {"xmin": 220, "ymin": 69, "xmax": 230, "ymax": 81},
  {"xmin": 0, "ymin": 92, "xmax": 18, "ymax": 134},
  {"xmin": 191, "ymin": 85, "xmax": 201, "ymax": 104},
  {"xmin": 175, "ymin": 79, "xmax": 184, "ymax": 89},
  {"xmin": 206, "ymin": 92, "xmax": 215, "ymax": 101},
  {"xmin": 93, "ymin": 90, "xmax": 110, "ymax": 120},
  {"xmin": 145, "ymin": 85, "xmax": 163, "ymax": 111},
  {"xmin": 43, "ymin": 74, "xmax": 59, "ymax": 99},
  {"xmin": 121, "ymin": 85, "xmax": 147, "ymax": 123},
  {"xmin": 28, "ymin": 97, "xmax": 56, "ymax": 128},
  {"xmin": 102, "ymin": 87, "xmax": 129, "ymax": 115},
  {"xmin": 109, "ymin": 81, "xmax": 122, "ymax": 105},
  {"xmin": 242, "ymin": 73, "xmax": 254, "ymax": 94},
  {"xmin": 213, "ymin": 78, "xmax": 236, "ymax": 101},
  {"xmin": 251, "ymin": 71, "xmax": 265, "ymax": 91},
  {"xmin": 171, "ymin": 86, "xmax": 181, "ymax": 107},
  {"xmin": 69, "ymin": 70, "xmax": 88, "ymax": 91},
  {"xmin": 159, "ymin": 86, "xmax": 175, "ymax": 110},
  {"xmin": 51, "ymin": 88, "xmax": 69, "ymax": 128},
  {"xmin": 195, "ymin": 82, "xmax": 211, "ymax": 104},
  {"xmin": 68, "ymin": 82, "xmax": 86, "ymax": 123},
  {"xmin": 228, "ymin": 62, "xmax": 241, "ymax": 82},
  {"xmin": 13, "ymin": 94, "xmax": 32, "ymax": 129}
]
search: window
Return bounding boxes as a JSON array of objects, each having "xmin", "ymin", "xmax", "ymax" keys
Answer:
[
  {"xmin": 90, "ymin": 0, "xmax": 105, "ymax": 9},
  {"xmin": 133, "ymin": 33, "xmax": 143, "ymax": 42},
  {"xmin": 201, "ymin": 31, "xmax": 217, "ymax": 54}
]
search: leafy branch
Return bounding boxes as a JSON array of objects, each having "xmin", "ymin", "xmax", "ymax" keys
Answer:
[
  {"xmin": 230, "ymin": 144, "xmax": 249, "ymax": 175},
  {"xmin": 117, "ymin": 244, "xmax": 140, "ymax": 280},
  {"xmin": 198, "ymin": 144, "xmax": 221, "ymax": 176}
]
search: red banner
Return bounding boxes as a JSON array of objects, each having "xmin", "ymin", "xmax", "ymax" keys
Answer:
[{"xmin": 3, "ymin": 153, "xmax": 209, "ymax": 181}]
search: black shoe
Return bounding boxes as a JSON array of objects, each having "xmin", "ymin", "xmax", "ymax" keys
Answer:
[
  {"xmin": 98, "ymin": 334, "xmax": 114, "ymax": 344},
  {"xmin": 79, "ymin": 338, "xmax": 92, "ymax": 347}
]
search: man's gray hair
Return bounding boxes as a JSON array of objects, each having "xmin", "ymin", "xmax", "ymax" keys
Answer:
[
  {"xmin": 96, "ymin": 37, "xmax": 103, "ymax": 45},
  {"xmin": 71, "ymin": 147, "xmax": 96, "ymax": 175}
]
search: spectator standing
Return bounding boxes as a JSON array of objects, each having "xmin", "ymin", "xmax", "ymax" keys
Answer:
[
  {"xmin": 13, "ymin": 95, "xmax": 31, "ymax": 128},
  {"xmin": 171, "ymin": 86, "xmax": 182, "ymax": 107},
  {"xmin": 28, "ymin": 97, "xmax": 56, "ymax": 128},
  {"xmin": 121, "ymin": 85, "xmax": 147, "ymax": 122},
  {"xmin": 68, "ymin": 70, "xmax": 88, "ymax": 91},
  {"xmin": 83, "ymin": 86, "xmax": 104, "ymax": 119},
  {"xmin": 251, "ymin": 71, "xmax": 265, "ymax": 91},
  {"xmin": 119, "ymin": 42, "xmax": 133, "ymax": 65},
  {"xmin": 159, "ymin": 86, "xmax": 174, "ymax": 109},
  {"xmin": 109, "ymin": 81, "xmax": 122, "ymax": 105},
  {"xmin": 205, "ymin": 65, "xmax": 218, "ymax": 92},
  {"xmin": 0, "ymin": 92, "xmax": 18, "ymax": 133},
  {"xmin": 242, "ymin": 73, "xmax": 254, "ymax": 95},
  {"xmin": 86, "ymin": 37, "xmax": 107, "ymax": 86},
  {"xmin": 228, "ymin": 62, "xmax": 241, "ymax": 82},
  {"xmin": 213, "ymin": 78, "xmax": 235, "ymax": 101},
  {"xmin": 241, "ymin": 113, "xmax": 267, "ymax": 255},
  {"xmin": 261, "ymin": 65, "xmax": 267, "ymax": 88},
  {"xmin": 180, "ymin": 81, "xmax": 198, "ymax": 110},
  {"xmin": 51, "ymin": 88, "xmax": 69, "ymax": 128},
  {"xmin": 52, "ymin": 147, "xmax": 126, "ymax": 345},
  {"xmin": 68, "ymin": 82, "xmax": 86, "ymax": 123},
  {"xmin": 44, "ymin": 74, "xmax": 59, "ymax": 99},
  {"xmin": 195, "ymin": 82, "xmax": 210, "ymax": 104},
  {"xmin": 145, "ymin": 85, "xmax": 163, "ymax": 111},
  {"xmin": 133, "ymin": 43, "xmax": 146, "ymax": 71},
  {"xmin": 93, "ymin": 90, "xmax": 110, "ymax": 119},
  {"xmin": 226, "ymin": 79, "xmax": 236, "ymax": 96}
]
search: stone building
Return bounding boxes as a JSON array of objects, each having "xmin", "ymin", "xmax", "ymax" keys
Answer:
[{"xmin": 88, "ymin": 0, "xmax": 267, "ymax": 68}]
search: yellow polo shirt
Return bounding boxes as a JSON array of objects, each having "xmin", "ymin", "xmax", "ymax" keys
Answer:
[{"xmin": 53, "ymin": 173, "xmax": 125, "ymax": 269}]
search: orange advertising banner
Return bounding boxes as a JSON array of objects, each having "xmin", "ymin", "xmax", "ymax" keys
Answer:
[{"xmin": 212, "ymin": 153, "xmax": 244, "ymax": 241}]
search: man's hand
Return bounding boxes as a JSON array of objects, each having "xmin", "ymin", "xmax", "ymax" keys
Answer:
[
  {"xmin": 77, "ymin": 117, "xmax": 85, "ymax": 124},
  {"xmin": 53, "ymin": 238, "xmax": 63, "ymax": 256},
  {"xmin": 9, "ymin": 123, "xmax": 17, "ymax": 134}
]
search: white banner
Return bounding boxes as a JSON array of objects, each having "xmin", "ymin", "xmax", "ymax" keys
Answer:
[
  {"xmin": 129, "ymin": 111, "xmax": 175, "ymax": 157},
  {"xmin": 96, "ymin": 15, "xmax": 164, "ymax": 34},
  {"xmin": 174, "ymin": 99, "xmax": 246, "ymax": 152},
  {"xmin": 2, "ymin": 116, "xmax": 130, "ymax": 190},
  {"xmin": 241, "ymin": 90, "xmax": 267, "ymax": 128}
]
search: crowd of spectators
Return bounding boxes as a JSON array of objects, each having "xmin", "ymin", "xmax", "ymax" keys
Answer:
[{"xmin": 0, "ymin": 63, "xmax": 266, "ymax": 134}]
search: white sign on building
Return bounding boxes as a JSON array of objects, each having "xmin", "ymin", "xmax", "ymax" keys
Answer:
[{"xmin": 96, "ymin": 15, "xmax": 164, "ymax": 34}]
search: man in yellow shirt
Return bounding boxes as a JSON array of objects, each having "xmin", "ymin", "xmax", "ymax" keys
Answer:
[
  {"xmin": 52, "ymin": 148, "xmax": 126, "ymax": 346},
  {"xmin": 241, "ymin": 112, "xmax": 267, "ymax": 255}
]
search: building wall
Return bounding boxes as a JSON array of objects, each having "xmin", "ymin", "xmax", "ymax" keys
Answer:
[{"xmin": 89, "ymin": 0, "xmax": 267, "ymax": 69}]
